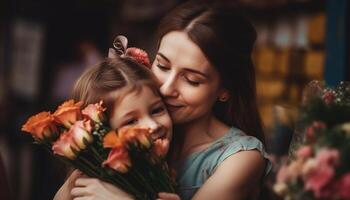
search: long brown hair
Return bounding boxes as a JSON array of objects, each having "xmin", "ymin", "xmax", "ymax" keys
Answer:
[
  {"xmin": 72, "ymin": 57, "xmax": 159, "ymax": 119},
  {"xmin": 156, "ymin": 1, "xmax": 265, "ymax": 144}
]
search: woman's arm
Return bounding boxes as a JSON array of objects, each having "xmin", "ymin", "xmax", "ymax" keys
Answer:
[
  {"xmin": 157, "ymin": 150, "xmax": 265, "ymax": 200},
  {"xmin": 71, "ymin": 177, "xmax": 134, "ymax": 200},
  {"xmin": 192, "ymin": 150, "xmax": 265, "ymax": 200}
]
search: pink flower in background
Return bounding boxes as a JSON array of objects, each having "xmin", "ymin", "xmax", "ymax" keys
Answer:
[
  {"xmin": 306, "ymin": 121, "xmax": 326, "ymax": 143},
  {"xmin": 288, "ymin": 159, "xmax": 304, "ymax": 181},
  {"xmin": 337, "ymin": 173, "xmax": 350, "ymax": 199},
  {"xmin": 301, "ymin": 158, "xmax": 317, "ymax": 176},
  {"xmin": 304, "ymin": 162, "xmax": 335, "ymax": 198},
  {"xmin": 296, "ymin": 145, "xmax": 313, "ymax": 159},
  {"xmin": 322, "ymin": 90, "xmax": 335, "ymax": 105},
  {"xmin": 313, "ymin": 121, "xmax": 326, "ymax": 130},
  {"xmin": 316, "ymin": 148, "xmax": 339, "ymax": 166},
  {"xmin": 276, "ymin": 164, "xmax": 290, "ymax": 183}
]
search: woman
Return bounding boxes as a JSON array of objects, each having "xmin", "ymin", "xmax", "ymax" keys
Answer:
[{"xmin": 60, "ymin": 1, "xmax": 271, "ymax": 200}]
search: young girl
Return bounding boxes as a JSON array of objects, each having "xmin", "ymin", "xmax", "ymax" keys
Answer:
[{"xmin": 54, "ymin": 47, "xmax": 173, "ymax": 200}]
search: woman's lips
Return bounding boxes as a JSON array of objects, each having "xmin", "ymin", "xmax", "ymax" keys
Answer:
[{"xmin": 165, "ymin": 103, "xmax": 183, "ymax": 111}]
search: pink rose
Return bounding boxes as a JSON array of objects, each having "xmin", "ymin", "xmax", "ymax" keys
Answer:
[
  {"xmin": 276, "ymin": 164, "xmax": 290, "ymax": 183},
  {"xmin": 336, "ymin": 173, "xmax": 350, "ymax": 199},
  {"xmin": 304, "ymin": 163, "xmax": 334, "ymax": 198},
  {"xmin": 305, "ymin": 121, "xmax": 326, "ymax": 143},
  {"xmin": 316, "ymin": 148, "xmax": 339, "ymax": 166},
  {"xmin": 322, "ymin": 90, "xmax": 335, "ymax": 105},
  {"xmin": 296, "ymin": 145, "xmax": 313, "ymax": 159}
]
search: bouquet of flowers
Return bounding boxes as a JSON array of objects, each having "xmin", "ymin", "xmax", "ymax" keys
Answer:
[
  {"xmin": 273, "ymin": 81, "xmax": 350, "ymax": 200},
  {"xmin": 21, "ymin": 100, "xmax": 176, "ymax": 200}
]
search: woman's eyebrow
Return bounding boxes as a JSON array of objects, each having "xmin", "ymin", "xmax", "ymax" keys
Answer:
[
  {"xmin": 183, "ymin": 68, "xmax": 209, "ymax": 78},
  {"xmin": 157, "ymin": 53, "xmax": 171, "ymax": 63}
]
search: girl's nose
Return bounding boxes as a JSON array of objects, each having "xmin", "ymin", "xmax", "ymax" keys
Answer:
[{"xmin": 143, "ymin": 118, "xmax": 165, "ymax": 140}]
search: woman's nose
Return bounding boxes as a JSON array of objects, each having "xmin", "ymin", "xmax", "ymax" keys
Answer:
[{"xmin": 160, "ymin": 75, "xmax": 179, "ymax": 97}]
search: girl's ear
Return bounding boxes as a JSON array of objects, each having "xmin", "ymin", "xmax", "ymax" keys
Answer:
[{"xmin": 108, "ymin": 48, "xmax": 118, "ymax": 59}]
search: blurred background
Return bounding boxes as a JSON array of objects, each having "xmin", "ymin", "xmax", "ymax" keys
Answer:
[{"xmin": 0, "ymin": 0, "xmax": 349, "ymax": 199}]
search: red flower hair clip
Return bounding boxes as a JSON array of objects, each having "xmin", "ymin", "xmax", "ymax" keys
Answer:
[{"xmin": 109, "ymin": 35, "xmax": 151, "ymax": 68}]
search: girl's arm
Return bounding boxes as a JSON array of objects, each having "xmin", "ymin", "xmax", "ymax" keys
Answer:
[
  {"xmin": 53, "ymin": 170, "xmax": 82, "ymax": 200},
  {"xmin": 158, "ymin": 150, "xmax": 265, "ymax": 200},
  {"xmin": 71, "ymin": 177, "xmax": 134, "ymax": 200}
]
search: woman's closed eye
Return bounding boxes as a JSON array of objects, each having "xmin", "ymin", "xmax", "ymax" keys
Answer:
[
  {"xmin": 156, "ymin": 62, "xmax": 170, "ymax": 72},
  {"xmin": 183, "ymin": 75, "xmax": 201, "ymax": 86}
]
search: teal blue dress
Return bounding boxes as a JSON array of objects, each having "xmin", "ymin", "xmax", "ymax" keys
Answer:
[{"xmin": 176, "ymin": 127, "xmax": 272, "ymax": 200}]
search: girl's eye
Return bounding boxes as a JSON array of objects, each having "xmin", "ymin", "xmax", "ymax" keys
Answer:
[
  {"xmin": 157, "ymin": 63, "xmax": 170, "ymax": 71},
  {"xmin": 151, "ymin": 106, "xmax": 165, "ymax": 115},
  {"xmin": 123, "ymin": 118, "xmax": 137, "ymax": 126}
]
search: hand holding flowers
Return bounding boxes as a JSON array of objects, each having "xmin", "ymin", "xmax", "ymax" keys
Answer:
[{"xmin": 22, "ymin": 100, "xmax": 175, "ymax": 200}]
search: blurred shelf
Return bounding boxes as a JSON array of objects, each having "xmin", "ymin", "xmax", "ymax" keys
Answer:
[{"xmin": 239, "ymin": 0, "xmax": 325, "ymax": 19}]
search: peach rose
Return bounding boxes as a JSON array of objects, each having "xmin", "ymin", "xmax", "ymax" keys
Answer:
[
  {"xmin": 102, "ymin": 147, "xmax": 131, "ymax": 173},
  {"xmin": 53, "ymin": 100, "xmax": 83, "ymax": 128},
  {"xmin": 69, "ymin": 120, "xmax": 93, "ymax": 149},
  {"xmin": 82, "ymin": 101, "xmax": 106, "ymax": 123},
  {"xmin": 22, "ymin": 111, "xmax": 58, "ymax": 140},
  {"xmin": 52, "ymin": 132, "xmax": 79, "ymax": 159},
  {"xmin": 152, "ymin": 139, "xmax": 169, "ymax": 158}
]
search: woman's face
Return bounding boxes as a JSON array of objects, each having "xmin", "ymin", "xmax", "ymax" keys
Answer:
[
  {"xmin": 109, "ymin": 86, "xmax": 173, "ymax": 143},
  {"xmin": 151, "ymin": 31, "xmax": 223, "ymax": 124}
]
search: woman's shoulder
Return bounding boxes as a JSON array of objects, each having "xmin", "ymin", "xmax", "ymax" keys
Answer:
[{"xmin": 213, "ymin": 127, "xmax": 272, "ymax": 175}]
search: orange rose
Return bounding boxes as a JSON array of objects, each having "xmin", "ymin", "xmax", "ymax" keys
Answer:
[
  {"xmin": 69, "ymin": 120, "xmax": 93, "ymax": 149},
  {"xmin": 21, "ymin": 111, "xmax": 58, "ymax": 140},
  {"xmin": 52, "ymin": 132, "xmax": 79, "ymax": 159},
  {"xmin": 103, "ymin": 130, "xmax": 123, "ymax": 148},
  {"xmin": 82, "ymin": 101, "xmax": 106, "ymax": 123},
  {"xmin": 53, "ymin": 100, "xmax": 83, "ymax": 128},
  {"xmin": 119, "ymin": 127, "xmax": 152, "ymax": 149},
  {"xmin": 102, "ymin": 147, "xmax": 131, "ymax": 173}
]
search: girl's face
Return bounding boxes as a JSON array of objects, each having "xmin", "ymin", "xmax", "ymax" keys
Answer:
[
  {"xmin": 109, "ymin": 86, "xmax": 172, "ymax": 143},
  {"xmin": 151, "ymin": 31, "xmax": 223, "ymax": 124}
]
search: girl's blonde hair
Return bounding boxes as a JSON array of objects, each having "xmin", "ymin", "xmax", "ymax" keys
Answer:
[{"xmin": 72, "ymin": 57, "xmax": 159, "ymax": 117}]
